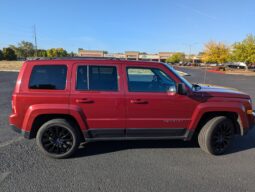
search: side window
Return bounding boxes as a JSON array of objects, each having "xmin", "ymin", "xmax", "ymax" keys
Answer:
[
  {"xmin": 29, "ymin": 65, "xmax": 67, "ymax": 90},
  {"xmin": 76, "ymin": 65, "xmax": 118, "ymax": 91},
  {"xmin": 127, "ymin": 67, "xmax": 176, "ymax": 92}
]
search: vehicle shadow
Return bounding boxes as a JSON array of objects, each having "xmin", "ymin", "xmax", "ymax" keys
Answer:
[
  {"xmin": 225, "ymin": 128, "xmax": 255, "ymax": 155},
  {"xmin": 73, "ymin": 128, "xmax": 255, "ymax": 158},
  {"xmin": 73, "ymin": 139, "xmax": 199, "ymax": 158}
]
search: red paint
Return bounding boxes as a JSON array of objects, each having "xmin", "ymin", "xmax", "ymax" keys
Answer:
[{"xmin": 9, "ymin": 59, "xmax": 254, "ymax": 138}]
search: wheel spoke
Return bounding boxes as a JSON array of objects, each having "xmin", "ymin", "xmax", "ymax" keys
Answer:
[{"xmin": 41, "ymin": 126, "xmax": 74, "ymax": 155}]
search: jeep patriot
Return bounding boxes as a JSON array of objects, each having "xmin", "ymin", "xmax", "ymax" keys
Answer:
[{"xmin": 9, "ymin": 58, "xmax": 255, "ymax": 158}]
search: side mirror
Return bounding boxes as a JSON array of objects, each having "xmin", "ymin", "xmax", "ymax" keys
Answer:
[{"xmin": 177, "ymin": 83, "xmax": 187, "ymax": 95}]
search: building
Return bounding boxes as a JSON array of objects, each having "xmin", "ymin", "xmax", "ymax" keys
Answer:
[
  {"xmin": 78, "ymin": 50, "xmax": 106, "ymax": 57},
  {"xmin": 78, "ymin": 49, "xmax": 179, "ymax": 62}
]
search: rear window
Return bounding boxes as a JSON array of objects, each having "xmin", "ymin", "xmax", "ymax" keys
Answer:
[
  {"xmin": 76, "ymin": 65, "xmax": 118, "ymax": 91},
  {"xmin": 29, "ymin": 65, "xmax": 67, "ymax": 90}
]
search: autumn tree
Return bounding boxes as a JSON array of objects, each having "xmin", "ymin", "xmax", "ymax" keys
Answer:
[
  {"xmin": 202, "ymin": 41, "xmax": 230, "ymax": 64},
  {"xmin": 231, "ymin": 34, "xmax": 255, "ymax": 65},
  {"xmin": 166, "ymin": 52, "xmax": 185, "ymax": 63}
]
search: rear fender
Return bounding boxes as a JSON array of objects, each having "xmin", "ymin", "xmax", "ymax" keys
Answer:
[{"xmin": 22, "ymin": 104, "xmax": 87, "ymax": 133}]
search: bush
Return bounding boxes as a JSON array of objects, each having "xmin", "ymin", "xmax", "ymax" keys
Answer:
[
  {"xmin": 0, "ymin": 50, "xmax": 3, "ymax": 60},
  {"xmin": 3, "ymin": 48, "xmax": 17, "ymax": 60}
]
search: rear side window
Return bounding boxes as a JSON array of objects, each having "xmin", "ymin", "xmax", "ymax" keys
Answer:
[
  {"xmin": 29, "ymin": 65, "xmax": 67, "ymax": 90},
  {"xmin": 76, "ymin": 65, "xmax": 118, "ymax": 91}
]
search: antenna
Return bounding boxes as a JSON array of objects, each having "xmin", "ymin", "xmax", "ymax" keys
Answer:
[{"xmin": 33, "ymin": 24, "xmax": 38, "ymax": 57}]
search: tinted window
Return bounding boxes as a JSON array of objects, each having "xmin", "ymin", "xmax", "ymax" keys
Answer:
[
  {"xmin": 76, "ymin": 65, "xmax": 118, "ymax": 91},
  {"xmin": 29, "ymin": 65, "xmax": 67, "ymax": 90},
  {"xmin": 127, "ymin": 67, "xmax": 176, "ymax": 92},
  {"xmin": 76, "ymin": 66, "xmax": 88, "ymax": 90}
]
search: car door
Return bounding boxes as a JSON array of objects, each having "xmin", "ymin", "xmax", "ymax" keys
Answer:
[
  {"xmin": 124, "ymin": 63, "xmax": 199, "ymax": 137},
  {"xmin": 70, "ymin": 62, "xmax": 125, "ymax": 138}
]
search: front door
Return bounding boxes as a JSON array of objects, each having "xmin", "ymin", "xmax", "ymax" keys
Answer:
[
  {"xmin": 70, "ymin": 63, "xmax": 125, "ymax": 138},
  {"xmin": 124, "ymin": 64, "xmax": 199, "ymax": 137}
]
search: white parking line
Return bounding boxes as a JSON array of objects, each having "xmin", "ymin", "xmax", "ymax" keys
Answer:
[{"xmin": 0, "ymin": 137, "xmax": 23, "ymax": 148}]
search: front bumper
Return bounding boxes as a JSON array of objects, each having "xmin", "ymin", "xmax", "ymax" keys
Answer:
[{"xmin": 10, "ymin": 124, "xmax": 31, "ymax": 139}]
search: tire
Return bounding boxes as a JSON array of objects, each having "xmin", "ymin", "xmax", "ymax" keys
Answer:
[
  {"xmin": 198, "ymin": 116, "xmax": 234, "ymax": 155},
  {"xmin": 36, "ymin": 119, "xmax": 80, "ymax": 159}
]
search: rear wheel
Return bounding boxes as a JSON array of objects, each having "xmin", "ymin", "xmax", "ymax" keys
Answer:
[
  {"xmin": 36, "ymin": 119, "xmax": 80, "ymax": 159},
  {"xmin": 198, "ymin": 116, "xmax": 234, "ymax": 155}
]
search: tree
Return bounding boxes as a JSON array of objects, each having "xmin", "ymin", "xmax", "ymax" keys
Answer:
[
  {"xmin": 47, "ymin": 48, "xmax": 68, "ymax": 58},
  {"xmin": 37, "ymin": 49, "xmax": 47, "ymax": 57},
  {"xmin": 231, "ymin": 34, "xmax": 255, "ymax": 65},
  {"xmin": 202, "ymin": 41, "xmax": 230, "ymax": 64},
  {"xmin": 3, "ymin": 48, "xmax": 17, "ymax": 60},
  {"xmin": 166, "ymin": 52, "xmax": 185, "ymax": 63},
  {"xmin": 10, "ymin": 41, "xmax": 35, "ymax": 58},
  {"xmin": 0, "ymin": 49, "xmax": 3, "ymax": 60}
]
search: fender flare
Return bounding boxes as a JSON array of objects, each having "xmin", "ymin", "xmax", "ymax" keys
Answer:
[
  {"xmin": 189, "ymin": 102, "xmax": 248, "ymax": 135},
  {"xmin": 22, "ymin": 104, "xmax": 87, "ymax": 134}
]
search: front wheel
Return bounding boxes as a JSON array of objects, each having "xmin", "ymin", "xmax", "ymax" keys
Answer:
[
  {"xmin": 198, "ymin": 116, "xmax": 234, "ymax": 155},
  {"xmin": 36, "ymin": 119, "xmax": 80, "ymax": 159}
]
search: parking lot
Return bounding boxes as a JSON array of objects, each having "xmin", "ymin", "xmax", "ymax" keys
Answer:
[{"xmin": 0, "ymin": 68, "xmax": 255, "ymax": 192}]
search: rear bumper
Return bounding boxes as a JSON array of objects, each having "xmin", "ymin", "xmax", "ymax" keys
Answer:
[{"xmin": 10, "ymin": 124, "xmax": 31, "ymax": 139}]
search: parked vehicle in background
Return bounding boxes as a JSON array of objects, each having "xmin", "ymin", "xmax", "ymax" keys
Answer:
[
  {"xmin": 226, "ymin": 62, "xmax": 248, "ymax": 70},
  {"xmin": 9, "ymin": 58, "xmax": 255, "ymax": 158}
]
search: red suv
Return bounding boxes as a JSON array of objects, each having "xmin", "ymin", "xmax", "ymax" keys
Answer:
[{"xmin": 9, "ymin": 58, "xmax": 255, "ymax": 158}]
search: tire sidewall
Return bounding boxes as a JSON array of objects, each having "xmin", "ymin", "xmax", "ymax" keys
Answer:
[{"xmin": 206, "ymin": 117, "xmax": 234, "ymax": 155}]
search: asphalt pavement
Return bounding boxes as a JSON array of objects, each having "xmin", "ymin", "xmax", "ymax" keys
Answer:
[{"xmin": 0, "ymin": 69, "xmax": 255, "ymax": 192}]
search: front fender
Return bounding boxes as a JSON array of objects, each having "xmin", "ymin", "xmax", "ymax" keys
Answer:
[{"xmin": 189, "ymin": 102, "xmax": 249, "ymax": 134}]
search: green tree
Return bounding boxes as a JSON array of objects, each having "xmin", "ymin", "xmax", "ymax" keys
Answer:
[
  {"xmin": 10, "ymin": 41, "xmax": 35, "ymax": 58},
  {"xmin": 37, "ymin": 49, "xmax": 47, "ymax": 57},
  {"xmin": 0, "ymin": 49, "xmax": 3, "ymax": 60},
  {"xmin": 3, "ymin": 48, "xmax": 17, "ymax": 60},
  {"xmin": 202, "ymin": 41, "xmax": 230, "ymax": 64},
  {"xmin": 47, "ymin": 48, "xmax": 68, "ymax": 58},
  {"xmin": 231, "ymin": 34, "xmax": 255, "ymax": 65},
  {"xmin": 166, "ymin": 52, "xmax": 185, "ymax": 63}
]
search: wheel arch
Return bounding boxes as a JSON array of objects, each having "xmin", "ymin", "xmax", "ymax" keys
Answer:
[
  {"xmin": 189, "ymin": 102, "xmax": 249, "ymax": 136},
  {"xmin": 22, "ymin": 104, "xmax": 88, "ymax": 140}
]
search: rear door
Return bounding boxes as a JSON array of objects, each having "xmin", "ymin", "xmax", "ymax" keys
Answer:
[{"xmin": 70, "ymin": 62, "xmax": 125, "ymax": 138}]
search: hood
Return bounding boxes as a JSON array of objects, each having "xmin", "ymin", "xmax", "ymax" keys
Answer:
[{"xmin": 196, "ymin": 84, "xmax": 250, "ymax": 99}]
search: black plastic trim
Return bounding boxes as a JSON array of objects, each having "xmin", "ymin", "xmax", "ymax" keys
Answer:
[
  {"xmin": 82, "ymin": 128, "xmax": 194, "ymax": 142},
  {"xmin": 10, "ymin": 125, "xmax": 31, "ymax": 139}
]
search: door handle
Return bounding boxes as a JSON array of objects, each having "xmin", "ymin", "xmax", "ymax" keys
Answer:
[
  {"xmin": 76, "ymin": 98, "xmax": 94, "ymax": 104},
  {"xmin": 130, "ymin": 99, "xmax": 148, "ymax": 104}
]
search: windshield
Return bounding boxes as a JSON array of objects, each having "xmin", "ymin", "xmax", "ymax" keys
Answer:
[{"xmin": 163, "ymin": 63, "xmax": 193, "ymax": 90}]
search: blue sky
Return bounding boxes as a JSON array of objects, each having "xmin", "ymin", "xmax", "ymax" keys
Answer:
[{"xmin": 0, "ymin": 0, "xmax": 254, "ymax": 54}]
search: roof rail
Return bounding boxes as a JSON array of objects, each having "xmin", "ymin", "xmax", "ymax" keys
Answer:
[
  {"xmin": 53, "ymin": 56, "xmax": 120, "ymax": 60},
  {"xmin": 27, "ymin": 56, "xmax": 123, "ymax": 61}
]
